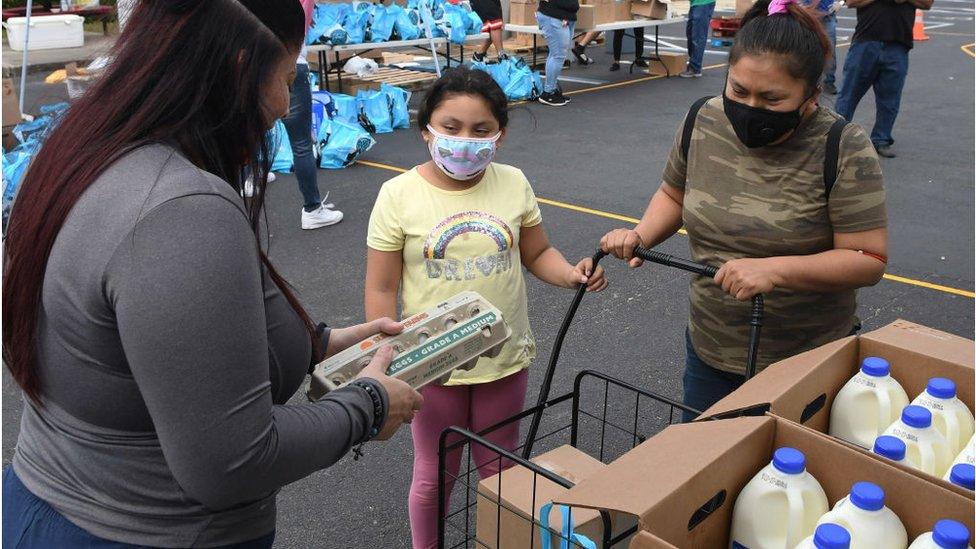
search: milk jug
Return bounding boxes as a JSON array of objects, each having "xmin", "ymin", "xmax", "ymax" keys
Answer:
[
  {"xmin": 729, "ymin": 448, "xmax": 829, "ymax": 549},
  {"xmin": 944, "ymin": 433, "xmax": 975, "ymax": 478},
  {"xmin": 795, "ymin": 523, "xmax": 852, "ymax": 549},
  {"xmin": 816, "ymin": 481, "xmax": 907, "ymax": 549},
  {"xmin": 829, "ymin": 357, "xmax": 910, "ymax": 449},
  {"xmin": 911, "ymin": 377, "xmax": 975, "ymax": 456},
  {"xmin": 873, "ymin": 435, "xmax": 907, "ymax": 465},
  {"xmin": 945, "ymin": 463, "xmax": 974, "ymax": 492},
  {"xmin": 908, "ymin": 519, "xmax": 972, "ymax": 549},
  {"xmin": 882, "ymin": 405, "xmax": 953, "ymax": 477}
]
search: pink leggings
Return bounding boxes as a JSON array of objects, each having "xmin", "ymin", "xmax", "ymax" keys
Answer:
[{"xmin": 408, "ymin": 368, "xmax": 529, "ymax": 549}]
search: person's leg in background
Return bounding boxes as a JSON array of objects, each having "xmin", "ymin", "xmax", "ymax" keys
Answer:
[
  {"xmin": 468, "ymin": 369, "xmax": 530, "ymax": 476},
  {"xmin": 611, "ymin": 29, "xmax": 625, "ymax": 70},
  {"xmin": 682, "ymin": 1, "xmax": 715, "ymax": 77},
  {"xmin": 633, "ymin": 27, "xmax": 647, "ymax": 68},
  {"xmin": 681, "ymin": 330, "xmax": 744, "ymax": 422},
  {"xmin": 822, "ymin": 12, "xmax": 838, "ymax": 94},
  {"xmin": 834, "ymin": 41, "xmax": 882, "ymax": 124},
  {"xmin": 408, "ymin": 383, "xmax": 471, "ymax": 549},
  {"xmin": 573, "ymin": 31, "xmax": 601, "ymax": 65},
  {"xmin": 282, "ymin": 64, "xmax": 342, "ymax": 230},
  {"xmin": 536, "ymin": 12, "xmax": 572, "ymax": 105},
  {"xmin": 868, "ymin": 42, "xmax": 909, "ymax": 158}
]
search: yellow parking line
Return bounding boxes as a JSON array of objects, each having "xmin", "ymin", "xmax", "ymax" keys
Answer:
[{"xmin": 962, "ymin": 43, "xmax": 975, "ymax": 58}]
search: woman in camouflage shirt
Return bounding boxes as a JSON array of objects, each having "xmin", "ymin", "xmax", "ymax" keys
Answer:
[{"xmin": 601, "ymin": 0, "xmax": 887, "ymax": 419}]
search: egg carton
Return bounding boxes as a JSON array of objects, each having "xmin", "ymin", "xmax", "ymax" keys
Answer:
[{"xmin": 307, "ymin": 291, "xmax": 511, "ymax": 401}]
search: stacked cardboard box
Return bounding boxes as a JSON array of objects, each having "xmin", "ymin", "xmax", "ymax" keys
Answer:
[
  {"xmin": 508, "ymin": 0, "xmax": 539, "ymax": 24},
  {"xmin": 2, "ymin": 78, "xmax": 22, "ymax": 149},
  {"xmin": 555, "ymin": 415, "xmax": 974, "ymax": 547},
  {"xmin": 630, "ymin": 0, "xmax": 668, "ymax": 18},
  {"xmin": 580, "ymin": 0, "xmax": 616, "ymax": 25},
  {"xmin": 612, "ymin": 0, "xmax": 633, "ymax": 21},
  {"xmin": 703, "ymin": 319, "xmax": 976, "ymax": 497}
]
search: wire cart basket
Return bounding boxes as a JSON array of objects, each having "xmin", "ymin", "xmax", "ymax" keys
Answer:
[{"xmin": 437, "ymin": 247, "xmax": 765, "ymax": 549}]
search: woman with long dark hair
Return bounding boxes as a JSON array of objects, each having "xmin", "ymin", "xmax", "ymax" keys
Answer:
[{"xmin": 1, "ymin": 1, "xmax": 422, "ymax": 547}]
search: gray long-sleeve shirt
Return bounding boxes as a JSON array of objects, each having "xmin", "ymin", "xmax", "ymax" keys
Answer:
[{"xmin": 12, "ymin": 144, "xmax": 383, "ymax": 547}]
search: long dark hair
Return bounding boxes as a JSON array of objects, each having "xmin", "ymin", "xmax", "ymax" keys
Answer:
[
  {"xmin": 3, "ymin": 0, "xmax": 319, "ymax": 402},
  {"xmin": 418, "ymin": 66, "xmax": 509, "ymax": 130},
  {"xmin": 731, "ymin": 0, "xmax": 831, "ymax": 94}
]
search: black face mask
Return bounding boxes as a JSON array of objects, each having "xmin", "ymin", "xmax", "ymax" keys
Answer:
[{"xmin": 723, "ymin": 93, "xmax": 806, "ymax": 149}]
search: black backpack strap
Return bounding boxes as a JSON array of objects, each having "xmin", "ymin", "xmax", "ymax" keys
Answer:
[
  {"xmin": 681, "ymin": 96, "xmax": 714, "ymax": 161},
  {"xmin": 823, "ymin": 119, "xmax": 849, "ymax": 200}
]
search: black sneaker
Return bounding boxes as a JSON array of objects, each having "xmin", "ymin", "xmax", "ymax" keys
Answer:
[
  {"xmin": 634, "ymin": 57, "xmax": 649, "ymax": 68},
  {"xmin": 823, "ymin": 82, "xmax": 838, "ymax": 95},
  {"xmin": 609, "ymin": 62, "xmax": 621, "ymax": 71},
  {"xmin": 572, "ymin": 43, "xmax": 593, "ymax": 65},
  {"xmin": 538, "ymin": 90, "xmax": 569, "ymax": 106},
  {"xmin": 563, "ymin": 59, "xmax": 571, "ymax": 68},
  {"xmin": 472, "ymin": 51, "xmax": 486, "ymax": 63}
]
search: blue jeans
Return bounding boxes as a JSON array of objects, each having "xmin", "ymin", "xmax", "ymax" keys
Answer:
[
  {"xmin": 834, "ymin": 40, "xmax": 909, "ymax": 148},
  {"xmin": 536, "ymin": 12, "xmax": 575, "ymax": 93},
  {"xmin": 681, "ymin": 330, "xmax": 744, "ymax": 422},
  {"xmin": 822, "ymin": 13, "xmax": 837, "ymax": 86},
  {"xmin": 283, "ymin": 64, "xmax": 322, "ymax": 212},
  {"xmin": 2, "ymin": 468, "xmax": 275, "ymax": 549},
  {"xmin": 686, "ymin": 2, "xmax": 716, "ymax": 72}
]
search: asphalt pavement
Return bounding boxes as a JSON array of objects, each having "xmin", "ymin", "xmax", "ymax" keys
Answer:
[{"xmin": 3, "ymin": 8, "xmax": 974, "ymax": 548}]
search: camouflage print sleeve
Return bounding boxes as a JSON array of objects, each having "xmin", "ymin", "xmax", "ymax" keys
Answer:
[
  {"xmin": 828, "ymin": 124, "xmax": 888, "ymax": 233},
  {"xmin": 661, "ymin": 117, "xmax": 688, "ymax": 192}
]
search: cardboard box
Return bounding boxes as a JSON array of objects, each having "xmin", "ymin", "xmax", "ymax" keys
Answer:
[
  {"xmin": 556, "ymin": 415, "xmax": 975, "ymax": 547},
  {"xmin": 645, "ymin": 51, "xmax": 687, "ymax": 75},
  {"xmin": 702, "ymin": 319, "xmax": 975, "ymax": 496},
  {"xmin": 612, "ymin": 0, "xmax": 633, "ymax": 21},
  {"xmin": 594, "ymin": 1, "xmax": 615, "ymax": 24},
  {"xmin": 3, "ymin": 79, "xmax": 21, "ymax": 127},
  {"xmin": 630, "ymin": 0, "xmax": 668, "ymax": 19},
  {"xmin": 576, "ymin": 5, "xmax": 597, "ymax": 29},
  {"xmin": 476, "ymin": 445, "xmax": 635, "ymax": 548},
  {"xmin": 2, "ymin": 125, "xmax": 17, "ymax": 150},
  {"xmin": 509, "ymin": 0, "xmax": 538, "ymax": 24}
]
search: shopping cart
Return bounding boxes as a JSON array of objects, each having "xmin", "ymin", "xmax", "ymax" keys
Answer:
[{"xmin": 437, "ymin": 246, "xmax": 764, "ymax": 549}]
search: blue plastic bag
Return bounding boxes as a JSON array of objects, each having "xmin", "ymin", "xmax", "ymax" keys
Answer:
[
  {"xmin": 381, "ymin": 83, "xmax": 411, "ymax": 129},
  {"xmin": 308, "ymin": 3, "xmax": 351, "ymax": 45},
  {"xmin": 269, "ymin": 120, "xmax": 293, "ymax": 173},
  {"xmin": 311, "ymin": 90, "xmax": 338, "ymax": 141},
  {"xmin": 345, "ymin": 4, "xmax": 372, "ymax": 44},
  {"xmin": 466, "ymin": 9, "xmax": 483, "ymax": 34},
  {"xmin": 317, "ymin": 118, "xmax": 376, "ymax": 169},
  {"xmin": 471, "ymin": 58, "xmax": 544, "ymax": 101},
  {"xmin": 394, "ymin": 5, "xmax": 421, "ymax": 40},
  {"xmin": 329, "ymin": 93, "xmax": 360, "ymax": 125},
  {"xmin": 439, "ymin": 4, "xmax": 469, "ymax": 44},
  {"xmin": 357, "ymin": 89, "xmax": 394, "ymax": 134},
  {"xmin": 369, "ymin": 4, "xmax": 397, "ymax": 42}
]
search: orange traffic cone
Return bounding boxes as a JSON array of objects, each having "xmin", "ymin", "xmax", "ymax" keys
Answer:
[{"xmin": 913, "ymin": 10, "xmax": 930, "ymax": 41}]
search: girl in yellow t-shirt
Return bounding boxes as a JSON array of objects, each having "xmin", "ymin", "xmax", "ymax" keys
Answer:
[{"xmin": 365, "ymin": 67, "xmax": 607, "ymax": 549}]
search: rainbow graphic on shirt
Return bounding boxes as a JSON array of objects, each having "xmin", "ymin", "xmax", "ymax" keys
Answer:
[{"xmin": 423, "ymin": 211, "xmax": 514, "ymax": 260}]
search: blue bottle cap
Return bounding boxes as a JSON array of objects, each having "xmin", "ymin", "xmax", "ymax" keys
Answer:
[
  {"xmin": 814, "ymin": 523, "xmax": 852, "ymax": 549},
  {"xmin": 860, "ymin": 357, "xmax": 890, "ymax": 377},
  {"xmin": 902, "ymin": 405, "xmax": 933, "ymax": 429},
  {"xmin": 927, "ymin": 378, "xmax": 957, "ymax": 400},
  {"xmin": 873, "ymin": 435, "xmax": 907, "ymax": 461},
  {"xmin": 949, "ymin": 463, "xmax": 976, "ymax": 491},
  {"xmin": 933, "ymin": 519, "xmax": 971, "ymax": 549},
  {"xmin": 772, "ymin": 447, "xmax": 806, "ymax": 475},
  {"xmin": 849, "ymin": 481, "xmax": 885, "ymax": 511}
]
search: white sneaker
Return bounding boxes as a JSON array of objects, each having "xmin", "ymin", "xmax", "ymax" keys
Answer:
[
  {"xmin": 242, "ymin": 172, "xmax": 276, "ymax": 197},
  {"xmin": 320, "ymin": 191, "xmax": 336, "ymax": 210},
  {"xmin": 301, "ymin": 205, "xmax": 343, "ymax": 229}
]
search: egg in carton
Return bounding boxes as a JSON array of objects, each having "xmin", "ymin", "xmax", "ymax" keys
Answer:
[{"xmin": 307, "ymin": 291, "xmax": 511, "ymax": 401}]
